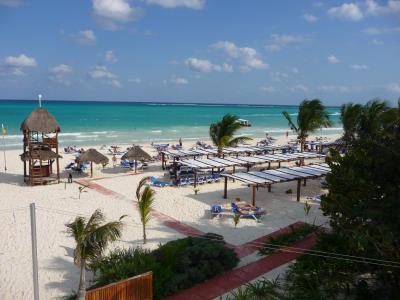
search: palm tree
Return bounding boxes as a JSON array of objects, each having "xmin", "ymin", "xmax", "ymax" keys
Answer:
[
  {"xmin": 340, "ymin": 102, "xmax": 363, "ymax": 148},
  {"xmin": 209, "ymin": 114, "xmax": 252, "ymax": 157},
  {"xmin": 136, "ymin": 177, "xmax": 155, "ymax": 244},
  {"xmin": 66, "ymin": 209, "xmax": 125, "ymax": 300},
  {"xmin": 282, "ymin": 99, "xmax": 332, "ymax": 152}
]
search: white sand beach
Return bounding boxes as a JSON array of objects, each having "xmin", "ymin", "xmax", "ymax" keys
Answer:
[{"xmin": 0, "ymin": 134, "xmax": 338, "ymax": 299}]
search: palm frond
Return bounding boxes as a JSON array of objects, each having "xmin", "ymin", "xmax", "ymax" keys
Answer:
[
  {"xmin": 282, "ymin": 111, "xmax": 298, "ymax": 133},
  {"xmin": 136, "ymin": 176, "xmax": 151, "ymax": 200}
]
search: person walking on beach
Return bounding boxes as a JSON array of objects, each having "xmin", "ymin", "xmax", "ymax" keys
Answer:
[
  {"xmin": 286, "ymin": 131, "xmax": 289, "ymax": 139},
  {"xmin": 179, "ymin": 138, "xmax": 182, "ymax": 147},
  {"xmin": 112, "ymin": 154, "xmax": 117, "ymax": 167}
]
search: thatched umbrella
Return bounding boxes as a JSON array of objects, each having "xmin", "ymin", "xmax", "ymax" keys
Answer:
[
  {"xmin": 20, "ymin": 108, "xmax": 61, "ymax": 133},
  {"xmin": 77, "ymin": 148, "xmax": 109, "ymax": 177},
  {"xmin": 121, "ymin": 145, "xmax": 151, "ymax": 173}
]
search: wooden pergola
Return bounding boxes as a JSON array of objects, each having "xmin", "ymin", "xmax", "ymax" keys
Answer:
[{"xmin": 221, "ymin": 163, "xmax": 331, "ymax": 206}]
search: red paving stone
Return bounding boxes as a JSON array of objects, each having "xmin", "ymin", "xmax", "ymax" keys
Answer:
[{"xmin": 168, "ymin": 234, "xmax": 317, "ymax": 300}]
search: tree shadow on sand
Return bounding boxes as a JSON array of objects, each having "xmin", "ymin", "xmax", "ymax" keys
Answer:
[{"xmin": 44, "ymin": 245, "xmax": 80, "ymax": 296}]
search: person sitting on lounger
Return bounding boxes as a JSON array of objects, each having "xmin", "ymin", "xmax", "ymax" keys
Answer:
[{"xmin": 234, "ymin": 198, "xmax": 265, "ymax": 213}]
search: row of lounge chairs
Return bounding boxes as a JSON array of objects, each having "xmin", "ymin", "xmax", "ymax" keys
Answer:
[{"xmin": 177, "ymin": 174, "xmax": 221, "ymax": 186}]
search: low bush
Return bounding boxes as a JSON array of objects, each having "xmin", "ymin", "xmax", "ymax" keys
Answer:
[
  {"xmin": 90, "ymin": 233, "xmax": 239, "ymax": 299},
  {"xmin": 259, "ymin": 223, "xmax": 316, "ymax": 255}
]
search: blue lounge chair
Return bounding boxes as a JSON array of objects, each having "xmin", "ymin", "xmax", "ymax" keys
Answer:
[
  {"xmin": 150, "ymin": 176, "xmax": 170, "ymax": 187},
  {"xmin": 210, "ymin": 204, "xmax": 222, "ymax": 218},
  {"xmin": 231, "ymin": 203, "xmax": 265, "ymax": 221}
]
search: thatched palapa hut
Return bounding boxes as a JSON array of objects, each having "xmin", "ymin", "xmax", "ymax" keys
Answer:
[
  {"xmin": 20, "ymin": 108, "xmax": 62, "ymax": 185},
  {"xmin": 121, "ymin": 145, "xmax": 151, "ymax": 173},
  {"xmin": 77, "ymin": 148, "xmax": 109, "ymax": 177}
]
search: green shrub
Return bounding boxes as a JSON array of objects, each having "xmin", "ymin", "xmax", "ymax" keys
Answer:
[
  {"xmin": 259, "ymin": 223, "xmax": 316, "ymax": 255},
  {"xmin": 90, "ymin": 233, "xmax": 239, "ymax": 299}
]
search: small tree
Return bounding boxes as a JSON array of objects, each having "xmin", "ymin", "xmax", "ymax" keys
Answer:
[
  {"xmin": 66, "ymin": 209, "xmax": 125, "ymax": 300},
  {"xmin": 136, "ymin": 177, "xmax": 155, "ymax": 244},
  {"xmin": 209, "ymin": 114, "xmax": 252, "ymax": 157},
  {"xmin": 282, "ymin": 99, "xmax": 332, "ymax": 152}
]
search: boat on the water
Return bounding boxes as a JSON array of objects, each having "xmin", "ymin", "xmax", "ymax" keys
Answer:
[{"xmin": 237, "ymin": 118, "xmax": 251, "ymax": 127}]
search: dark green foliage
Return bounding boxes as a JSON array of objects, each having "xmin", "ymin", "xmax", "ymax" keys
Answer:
[
  {"xmin": 259, "ymin": 223, "xmax": 316, "ymax": 255},
  {"xmin": 243, "ymin": 100, "xmax": 400, "ymax": 299},
  {"xmin": 225, "ymin": 277, "xmax": 282, "ymax": 300},
  {"xmin": 90, "ymin": 233, "xmax": 239, "ymax": 299}
]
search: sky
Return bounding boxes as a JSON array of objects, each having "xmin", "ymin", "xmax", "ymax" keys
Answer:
[{"xmin": 0, "ymin": 0, "xmax": 399, "ymax": 105}]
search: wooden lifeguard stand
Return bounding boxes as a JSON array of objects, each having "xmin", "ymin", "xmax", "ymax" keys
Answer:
[{"xmin": 20, "ymin": 108, "xmax": 62, "ymax": 185}]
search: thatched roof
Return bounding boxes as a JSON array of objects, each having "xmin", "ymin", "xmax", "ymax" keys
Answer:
[
  {"xmin": 20, "ymin": 149, "xmax": 62, "ymax": 161},
  {"xmin": 77, "ymin": 148, "xmax": 109, "ymax": 164},
  {"xmin": 20, "ymin": 108, "xmax": 61, "ymax": 133},
  {"xmin": 121, "ymin": 146, "xmax": 151, "ymax": 161}
]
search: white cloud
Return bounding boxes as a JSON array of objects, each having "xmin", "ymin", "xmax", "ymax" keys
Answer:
[
  {"xmin": 327, "ymin": 3, "xmax": 364, "ymax": 21},
  {"xmin": 302, "ymin": 13, "xmax": 318, "ymax": 23},
  {"xmin": 105, "ymin": 50, "xmax": 117, "ymax": 63},
  {"xmin": 0, "ymin": 54, "xmax": 37, "ymax": 76},
  {"xmin": 363, "ymin": 26, "xmax": 400, "ymax": 35},
  {"xmin": 269, "ymin": 71, "xmax": 289, "ymax": 82},
  {"xmin": 4, "ymin": 54, "xmax": 37, "ymax": 67},
  {"xmin": 366, "ymin": 0, "xmax": 400, "ymax": 16},
  {"xmin": 72, "ymin": 30, "xmax": 96, "ymax": 45},
  {"xmin": 128, "ymin": 78, "xmax": 141, "ymax": 83},
  {"xmin": 372, "ymin": 38, "xmax": 384, "ymax": 45},
  {"xmin": 291, "ymin": 67, "xmax": 300, "ymax": 74},
  {"xmin": 350, "ymin": 64, "xmax": 368, "ymax": 70},
  {"xmin": 185, "ymin": 57, "xmax": 233, "ymax": 73},
  {"xmin": 92, "ymin": 0, "xmax": 137, "ymax": 21},
  {"xmin": 145, "ymin": 0, "xmax": 205, "ymax": 9},
  {"xmin": 386, "ymin": 82, "xmax": 400, "ymax": 93},
  {"xmin": 327, "ymin": 55, "xmax": 340, "ymax": 64},
  {"xmin": 0, "ymin": 0, "xmax": 21, "ymax": 7},
  {"xmin": 290, "ymin": 84, "xmax": 309, "ymax": 93},
  {"xmin": 89, "ymin": 66, "xmax": 121, "ymax": 87},
  {"xmin": 265, "ymin": 34, "xmax": 307, "ymax": 52},
  {"xmin": 259, "ymin": 86, "xmax": 276, "ymax": 93},
  {"xmin": 170, "ymin": 77, "xmax": 189, "ymax": 85},
  {"xmin": 211, "ymin": 41, "xmax": 268, "ymax": 71},
  {"xmin": 318, "ymin": 85, "xmax": 355, "ymax": 93},
  {"xmin": 49, "ymin": 64, "xmax": 73, "ymax": 85}
]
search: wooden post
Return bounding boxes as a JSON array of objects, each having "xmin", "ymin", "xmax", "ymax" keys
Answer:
[
  {"xmin": 232, "ymin": 166, "xmax": 235, "ymax": 182},
  {"xmin": 194, "ymin": 170, "xmax": 197, "ymax": 188},
  {"xmin": 278, "ymin": 161, "xmax": 281, "ymax": 168},
  {"xmin": 296, "ymin": 179, "xmax": 301, "ymax": 202},
  {"xmin": 303, "ymin": 178, "xmax": 307, "ymax": 186},
  {"xmin": 134, "ymin": 160, "xmax": 137, "ymax": 174},
  {"xmin": 252, "ymin": 185, "xmax": 256, "ymax": 206},
  {"xmin": 223, "ymin": 176, "xmax": 227, "ymax": 199},
  {"xmin": 56, "ymin": 132, "xmax": 60, "ymax": 183},
  {"xmin": 268, "ymin": 162, "xmax": 271, "ymax": 169},
  {"xmin": 268, "ymin": 184, "xmax": 271, "ymax": 192},
  {"xmin": 161, "ymin": 153, "xmax": 165, "ymax": 170},
  {"xmin": 246, "ymin": 164, "xmax": 250, "ymax": 172},
  {"xmin": 90, "ymin": 162, "xmax": 93, "ymax": 178}
]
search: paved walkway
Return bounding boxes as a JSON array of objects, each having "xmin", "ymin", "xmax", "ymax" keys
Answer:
[{"xmin": 77, "ymin": 178, "xmax": 316, "ymax": 299}]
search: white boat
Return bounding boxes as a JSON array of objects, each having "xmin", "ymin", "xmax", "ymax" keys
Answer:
[{"xmin": 237, "ymin": 118, "xmax": 251, "ymax": 127}]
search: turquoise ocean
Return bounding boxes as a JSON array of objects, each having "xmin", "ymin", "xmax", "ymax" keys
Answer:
[{"xmin": 0, "ymin": 100, "xmax": 342, "ymax": 149}]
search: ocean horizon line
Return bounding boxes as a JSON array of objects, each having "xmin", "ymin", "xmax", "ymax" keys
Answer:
[{"xmin": 0, "ymin": 98, "xmax": 341, "ymax": 109}]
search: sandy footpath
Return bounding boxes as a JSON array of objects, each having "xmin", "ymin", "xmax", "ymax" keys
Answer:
[{"xmin": 0, "ymin": 133, "xmax": 338, "ymax": 299}]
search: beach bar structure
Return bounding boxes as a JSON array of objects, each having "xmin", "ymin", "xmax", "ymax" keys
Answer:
[
  {"xmin": 221, "ymin": 163, "xmax": 331, "ymax": 205},
  {"xmin": 20, "ymin": 108, "xmax": 62, "ymax": 185}
]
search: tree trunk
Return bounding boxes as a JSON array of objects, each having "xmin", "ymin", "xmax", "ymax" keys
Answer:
[
  {"xmin": 77, "ymin": 259, "xmax": 86, "ymax": 300},
  {"xmin": 143, "ymin": 223, "xmax": 146, "ymax": 244}
]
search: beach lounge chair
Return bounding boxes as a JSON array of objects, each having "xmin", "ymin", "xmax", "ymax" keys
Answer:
[
  {"xmin": 231, "ymin": 203, "xmax": 265, "ymax": 221},
  {"xmin": 210, "ymin": 204, "xmax": 222, "ymax": 218},
  {"xmin": 150, "ymin": 176, "xmax": 170, "ymax": 187}
]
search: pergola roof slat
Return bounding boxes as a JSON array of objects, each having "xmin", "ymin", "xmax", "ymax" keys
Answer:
[
  {"xmin": 262, "ymin": 169, "xmax": 298, "ymax": 180},
  {"xmin": 277, "ymin": 168, "xmax": 315, "ymax": 178},
  {"xmin": 248, "ymin": 171, "xmax": 284, "ymax": 182}
]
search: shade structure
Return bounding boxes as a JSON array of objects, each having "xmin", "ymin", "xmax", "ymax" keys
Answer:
[
  {"xmin": 20, "ymin": 108, "xmax": 61, "ymax": 133},
  {"xmin": 222, "ymin": 163, "xmax": 331, "ymax": 205},
  {"xmin": 77, "ymin": 148, "xmax": 109, "ymax": 177},
  {"xmin": 121, "ymin": 146, "xmax": 151, "ymax": 173}
]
